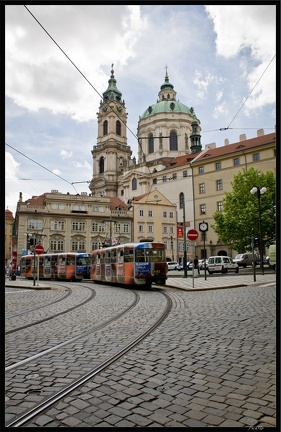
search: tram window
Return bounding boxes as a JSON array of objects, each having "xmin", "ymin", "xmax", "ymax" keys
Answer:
[
  {"xmin": 124, "ymin": 249, "xmax": 133, "ymax": 262},
  {"xmin": 135, "ymin": 250, "xmax": 145, "ymax": 262},
  {"xmin": 111, "ymin": 252, "xmax": 116, "ymax": 263},
  {"xmin": 67, "ymin": 256, "xmax": 75, "ymax": 265}
]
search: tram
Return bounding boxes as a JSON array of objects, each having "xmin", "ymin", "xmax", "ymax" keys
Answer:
[
  {"xmin": 90, "ymin": 242, "xmax": 167, "ymax": 288},
  {"xmin": 20, "ymin": 252, "xmax": 90, "ymax": 281}
]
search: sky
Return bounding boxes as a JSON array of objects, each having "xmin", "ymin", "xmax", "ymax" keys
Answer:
[{"xmin": 5, "ymin": 3, "xmax": 277, "ymax": 217}]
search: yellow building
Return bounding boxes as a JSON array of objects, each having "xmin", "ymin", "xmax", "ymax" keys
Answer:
[{"xmin": 5, "ymin": 209, "xmax": 14, "ymax": 268}]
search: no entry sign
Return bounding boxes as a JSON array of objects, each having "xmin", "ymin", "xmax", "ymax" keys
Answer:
[
  {"xmin": 187, "ymin": 229, "xmax": 198, "ymax": 241},
  {"xmin": 34, "ymin": 244, "xmax": 44, "ymax": 254}
]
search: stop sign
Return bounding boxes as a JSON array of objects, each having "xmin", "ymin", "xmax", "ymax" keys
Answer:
[
  {"xmin": 187, "ymin": 229, "xmax": 198, "ymax": 241},
  {"xmin": 34, "ymin": 244, "xmax": 44, "ymax": 254}
]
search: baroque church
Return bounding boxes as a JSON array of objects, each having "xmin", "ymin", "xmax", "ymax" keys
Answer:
[{"xmin": 89, "ymin": 65, "xmax": 202, "ymax": 203}]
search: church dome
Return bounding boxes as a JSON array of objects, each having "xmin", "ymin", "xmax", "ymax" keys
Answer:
[{"xmin": 140, "ymin": 100, "xmax": 192, "ymax": 119}]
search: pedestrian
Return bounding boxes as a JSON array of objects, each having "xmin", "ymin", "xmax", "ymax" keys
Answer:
[{"xmin": 194, "ymin": 256, "xmax": 200, "ymax": 274}]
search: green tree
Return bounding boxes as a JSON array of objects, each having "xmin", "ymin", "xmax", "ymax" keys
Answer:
[{"xmin": 212, "ymin": 168, "xmax": 276, "ymax": 252}]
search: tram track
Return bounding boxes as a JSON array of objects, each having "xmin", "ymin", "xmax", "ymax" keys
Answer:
[
  {"xmin": 5, "ymin": 289, "xmax": 172, "ymax": 428},
  {"xmin": 5, "ymin": 284, "xmax": 96, "ymax": 335},
  {"xmin": 5, "ymin": 282, "xmax": 71, "ymax": 320}
]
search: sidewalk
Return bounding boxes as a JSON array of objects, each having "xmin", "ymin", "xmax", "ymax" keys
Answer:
[
  {"xmin": 5, "ymin": 273, "xmax": 276, "ymax": 291},
  {"xmin": 165, "ymin": 272, "xmax": 276, "ymax": 291}
]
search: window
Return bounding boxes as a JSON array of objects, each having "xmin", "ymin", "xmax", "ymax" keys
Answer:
[
  {"xmin": 92, "ymin": 222, "xmax": 100, "ymax": 232},
  {"xmin": 116, "ymin": 120, "xmax": 121, "ymax": 136},
  {"xmin": 217, "ymin": 201, "xmax": 223, "ymax": 212},
  {"xmin": 139, "ymin": 225, "xmax": 144, "ymax": 233},
  {"xmin": 172, "ymin": 173, "xmax": 177, "ymax": 180},
  {"xmin": 199, "ymin": 183, "xmax": 205, "ymax": 194},
  {"xmin": 139, "ymin": 209, "xmax": 144, "ymax": 217},
  {"xmin": 148, "ymin": 210, "xmax": 153, "ymax": 217},
  {"xmin": 27, "ymin": 219, "xmax": 43, "ymax": 230},
  {"xmin": 163, "ymin": 211, "xmax": 167, "ymax": 218},
  {"xmin": 73, "ymin": 204, "xmax": 86, "ymax": 211},
  {"xmin": 199, "ymin": 166, "xmax": 204, "ymax": 174},
  {"xmin": 233, "ymin": 158, "xmax": 240, "ymax": 166},
  {"xmin": 169, "ymin": 212, "xmax": 174, "ymax": 218},
  {"xmin": 163, "ymin": 176, "xmax": 167, "ymax": 182},
  {"xmin": 163, "ymin": 226, "xmax": 168, "ymax": 234},
  {"xmin": 51, "ymin": 220, "xmax": 65, "ymax": 231},
  {"xmin": 183, "ymin": 170, "xmax": 188, "ymax": 177},
  {"xmin": 72, "ymin": 222, "xmax": 85, "ymax": 231},
  {"xmin": 50, "ymin": 240, "xmax": 64, "ymax": 252},
  {"xmin": 92, "ymin": 242, "xmax": 100, "ymax": 250},
  {"xmin": 115, "ymin": 223, "xmax": 121, "ymax": 233},
  {"xmin": 71, "ymin": 240, "xmax": 86, "ymax": 252},
  {"xmin": 51, "ymin": 203, "xmax": 65, "ymax": 209},
  {"xmin": 103, "ymin": 120, "xmax": 108, "ymax": 135},
  {"xmin": 132, "ymin": 177, "xmax": 137, "ymax": 190},
  {"xmin": 99, "ymin": 156, "xmax": 104, "ymax": 174},
  {"xmin": 200, "ymin": 204, "xmax": 206, "ymax": 214},
  {"xmin": 123, "ymin": 224, "xmax": 129, "ymax": 233},
  {"xmin": 170, "ymin": 227, "xmax": 174, "ymax": 234},
  {"xmin": 253, "ymin": 153, "xmax": 260, "ymax": 162},
  {"xmin": 148, "ymin": 134, "xmax": 154, "ymax": 153},
  {"xmin": 164, "ymin": 240, "xmax": 168, "ymax": 249},
  {"xmin": 153, "ymin": 178, "xmax": 157, "ymax": 184},
  {"xmin": 148, "ymin": 225, "xmax": 153, "ymax": 233},
  {"xmin": 92, "ymin": 206, "xmax": 105, "ymax": 212},
  {"xmin": 170, "ymin": 131, "xmax": 178, "ymax": 151},
  {"xmin": 216, "ymin": 162, "xmax": 221, "ymax": 170},
  {"xmin": 216, "ymin": 179, "xmax": 223, "ymax": 190}
]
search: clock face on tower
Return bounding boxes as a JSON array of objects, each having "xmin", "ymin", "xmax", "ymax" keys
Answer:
[{"xmin": 199, "ymin": 222, "xmax": 208, "ymax": 232}]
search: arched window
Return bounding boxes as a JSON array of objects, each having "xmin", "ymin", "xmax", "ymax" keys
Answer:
[
  {"xmin": 99, "ymin": 157, "xmax": 104, "ymax": 174},
  {"xmin": 132, "ymin": 177, "xmax": 137, "ymax": 191},
  {"xmin": 170, "ymin": 131, "xmax": 178, "ymax": 151},
  {"xmin": 103, "ymin": 120, "xmax": 108, "ymax": 136},
  {"xmin": 148, "ymin": 134, "xmax": 154, "ymax": 154},
  {"xmin": 116, "ymin": 120, "xmax": 121, "ymax": 136}
]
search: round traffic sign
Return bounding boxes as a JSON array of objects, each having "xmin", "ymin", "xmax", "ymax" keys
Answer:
[
  {"xmin": 34, "ymin": 244, "xmax": 44, "ymax": 254},
  {"xmin": 187, "ymin": 229, "xmax": 198, "ymax": 241}
]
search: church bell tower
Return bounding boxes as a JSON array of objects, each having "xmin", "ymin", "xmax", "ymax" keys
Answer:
[{"xmin": 89, "ymin": 65, "xmax": 132, "ymax": 197}]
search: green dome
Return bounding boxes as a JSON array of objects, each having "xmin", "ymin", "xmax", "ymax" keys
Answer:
[{"xmin": 140, "ymin": 100, "xmax": 192, "ymax": 119}]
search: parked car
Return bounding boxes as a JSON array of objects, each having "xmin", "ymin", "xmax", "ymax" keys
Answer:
[
  {"xmin": 198, "ymin": 259, "xmax": 208, "ymax": 270},
  {"xmin": 167, "ymin": 261, "xmax": 179, "ymax": 271},
  {"xmin": 207, "ymin": 256, "xmax": 239, "ymax": 274},
  {"xmin": 177, "ymin": 261, "xmax": 193, "ymax": 271},
  {"xmin": 232, "ymin": 253, "xmax": 258, "ymax": 268}
]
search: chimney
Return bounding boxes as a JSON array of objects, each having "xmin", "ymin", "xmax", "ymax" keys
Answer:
[
  {"xmin": 239, "ymin": 134, "xmax": 246, "ymax": 141},
  {"xmin": 19, "ymin": 192, "xmax": 22, "ymax": 202},
  {"xmin": 224, "ymin": 139, "xmax": 229, "ymax": 146},
  {"xmin": 257, "ymin": 129, "xmax": 264, "ymax": 137}
]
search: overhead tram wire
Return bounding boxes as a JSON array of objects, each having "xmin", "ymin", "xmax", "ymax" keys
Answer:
[
  {"xmin": 202, "ymin": 54, "xmax": 276, "ymax": 135},
  {"xmin": 5, "ymin": 142, "xmax": 79, "ymax": 194},
  {"xmin": 23, "ymin": 4, "xmax": 162, "ymax": 202},
  {"xmin": 23, "ymin": 5, "xmax": 140, "ymax": 149}
]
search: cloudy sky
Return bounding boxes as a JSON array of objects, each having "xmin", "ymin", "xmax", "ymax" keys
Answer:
[{"xmin": 5, "ymin": 4, "xmax": 277, "ymax": 216}]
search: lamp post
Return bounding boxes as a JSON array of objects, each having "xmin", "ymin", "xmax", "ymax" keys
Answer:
[
  {"xmin": 250, "ymin": 186, "xmax": 267, "ymax": 275},
  {"xmin": 179, "ymin": 192, "xmax": 187, "ymax": 278}
]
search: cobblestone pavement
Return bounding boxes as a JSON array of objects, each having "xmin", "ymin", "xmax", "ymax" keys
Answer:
[{"xmin": 5, "ymin": 276, "xmax": 277, "ymax": 428}]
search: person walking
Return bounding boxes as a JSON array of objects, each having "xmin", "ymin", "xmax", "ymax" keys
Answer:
[{"xmin": 194, "ymin": 256, "xmax": 200, "ymax": 275}]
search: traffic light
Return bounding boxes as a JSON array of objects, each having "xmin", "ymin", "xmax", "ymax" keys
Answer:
[{"xmin": 253, "ymin": 237, "xmax": 259, "ymax": 248}]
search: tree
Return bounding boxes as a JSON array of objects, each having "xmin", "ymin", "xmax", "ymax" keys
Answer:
[{"xmin": 212, "ymin": 168, "xmax": 276, "ymax": 252}]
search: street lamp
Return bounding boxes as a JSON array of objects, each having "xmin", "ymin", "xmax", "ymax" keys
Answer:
[
  {"xmin": 179, "ymin": 192, "xmax": 187, "ymax": 278},
  {"xmin": 250, "ymin": 186, "xmax": 267, "ymax": 275}
]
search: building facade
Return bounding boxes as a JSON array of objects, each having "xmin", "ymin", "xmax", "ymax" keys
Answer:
[{"xmin": 12, "ymin": 68, "xmax": 276, "ymax": 266}]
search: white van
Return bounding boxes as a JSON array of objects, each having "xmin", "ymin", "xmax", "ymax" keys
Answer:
[
  {"xmin": 268, "ymin": 244, "xmax": 276, "ymax": 271},
  {"xmin": 208, "ymin": 256, "xmax": 239, "ymax": 274}
]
